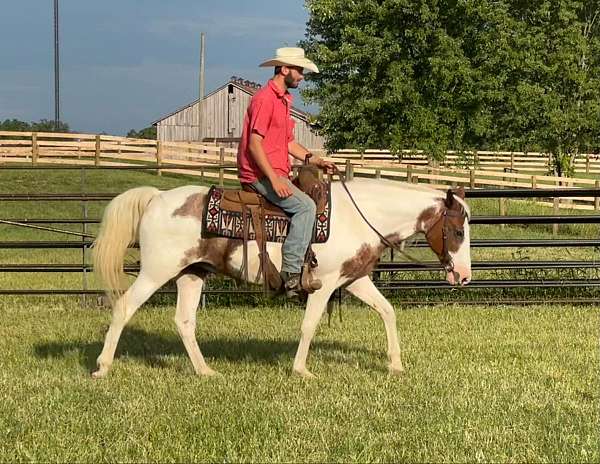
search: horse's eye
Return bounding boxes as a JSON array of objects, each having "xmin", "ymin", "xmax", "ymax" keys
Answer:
[{"xmin": 455, "ymin": 229, "xmax": 464, "ymax": 239}]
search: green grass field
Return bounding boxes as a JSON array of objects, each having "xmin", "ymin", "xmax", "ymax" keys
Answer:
[
  {"xmin": 0, "ymin": 299, "xmax": 597, "ymax": 462},
  {"xmin": 1, "ymin": 165, "xmax": 599, "ymax": 462}
]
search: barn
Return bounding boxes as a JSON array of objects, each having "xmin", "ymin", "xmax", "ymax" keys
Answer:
[{"xmin": 152, "ymin": 77, "xmax": 325, "ymax": 149}]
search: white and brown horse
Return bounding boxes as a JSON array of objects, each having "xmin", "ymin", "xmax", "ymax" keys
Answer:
[{"xmin": 91, "ymin": 178, "xmax": 471, "ymax": 378}]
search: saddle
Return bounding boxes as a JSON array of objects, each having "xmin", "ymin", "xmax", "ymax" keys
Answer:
[{"xmin": 203, "ymin": 165, "xmax": 330, "ymax": 293}]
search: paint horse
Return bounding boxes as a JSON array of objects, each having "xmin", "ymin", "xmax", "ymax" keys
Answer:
[{"xmin": 91, "ymin": 178, "xmax": 471, "ymax": 378}]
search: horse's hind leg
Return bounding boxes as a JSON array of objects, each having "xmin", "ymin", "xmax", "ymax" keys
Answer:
[
  {"xmin": 173, "ymin": 273, "xmax": 218, "ymax": 376},
  {"xmin": 92, "ymin": 273, "xmax": 162, "ymax": 379},
  {"xmin": 345, "ymin": 276, "xmax": 403, "ymax": 375}
]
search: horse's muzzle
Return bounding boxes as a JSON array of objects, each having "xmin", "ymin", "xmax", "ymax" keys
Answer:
[{"xmin": 446, "ymin": 268, "xmax": 471, "ymax": 287}]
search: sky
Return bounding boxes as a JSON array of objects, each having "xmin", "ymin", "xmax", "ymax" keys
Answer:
[{"xmin": 0, "ymin": 0, "xmax": 313, "ymax": 135}]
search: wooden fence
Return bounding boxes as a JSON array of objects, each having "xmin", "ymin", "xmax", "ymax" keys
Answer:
[
  {"xmin": 1, "ymin": 131, "xmax": 598, "ymax": 210},
  {"xmin": 315, "ymin": 148, "xmax": 600, "ymax": 175}
]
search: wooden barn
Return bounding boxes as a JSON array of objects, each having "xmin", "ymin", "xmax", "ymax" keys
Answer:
[{"xmin": 152, "ymin": 77, "xmax": 325, "ymax": 149}]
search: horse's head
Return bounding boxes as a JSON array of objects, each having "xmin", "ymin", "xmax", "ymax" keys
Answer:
[{"xmin": 424, "ymin": 187, "xmax": 471, "ymax": 286}]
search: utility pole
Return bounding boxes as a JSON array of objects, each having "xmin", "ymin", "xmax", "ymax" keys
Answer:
[
  {"xmin": 198, "ymin": 32, "xmax": 205, "ymax": 142},
  {"xmin": 54, "ymin": 0, "xmax": 60, "ymax": 130}
]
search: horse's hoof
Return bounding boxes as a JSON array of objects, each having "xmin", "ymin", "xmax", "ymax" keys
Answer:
[
  {"xmin": 293, "ymin": 368, "xmax": 316, "ymax": 379},
  {"xmin": 91, "ymin": 368, "xmax": 108, "ymax": 379},
  {"xmin": 388, "ymin": 364, "xmax": 404, "ymax": 377}
]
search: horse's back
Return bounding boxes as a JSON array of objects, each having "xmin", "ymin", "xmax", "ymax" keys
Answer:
[{"xmin": 159, "ymin": 184, "xmax": 210, "ymax": 203}]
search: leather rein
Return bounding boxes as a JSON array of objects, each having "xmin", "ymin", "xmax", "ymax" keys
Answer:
[{"xmin": 331, "ymin": 165, "xmax": 466, "ymax": 272}]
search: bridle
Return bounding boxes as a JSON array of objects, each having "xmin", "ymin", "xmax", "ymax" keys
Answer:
[
  {"xmin": 332, "ymin": 165, "xmax": 468, "ymax": 272},
  {"xmin": 424, "ymin": 208, "xmax": 467, "ymax": 272}
]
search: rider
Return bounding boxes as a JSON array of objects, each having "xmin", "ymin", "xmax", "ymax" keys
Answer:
[{"xmin": 237, "ymin": 47, "xmax": 335, "ymax": 296}]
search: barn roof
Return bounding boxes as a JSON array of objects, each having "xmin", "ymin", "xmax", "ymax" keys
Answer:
[{"xmin": 152, "ymin": 76, "xmax": 313, "ymax": 125}]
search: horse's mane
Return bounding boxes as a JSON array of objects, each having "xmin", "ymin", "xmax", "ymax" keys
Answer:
[{"xmin": 339, "ymin": 177, "xmax": 471, "ymax": 219}]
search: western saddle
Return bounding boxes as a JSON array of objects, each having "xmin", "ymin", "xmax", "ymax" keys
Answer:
[{"xmin": 217, "ymin": 165, "xmax": 328, "ymax": 294}]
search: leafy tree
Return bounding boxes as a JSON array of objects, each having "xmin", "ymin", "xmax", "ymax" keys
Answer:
[
  {"xmin": 0, "ymin": 118, "xmax": 69, "ymax": 132},
  {"xmin": 127, "ymin": 126, "xmax": 157, "ymax": 140},
  {"xmin": 31, "ymin": 119, "xmax": 70, "ymax": 132},
  {"xmin": 301, "ymin": 0, "xmax": 600, "ymax": 174},
  {"xmin": 0, "ymin": 119, "xmax": 31, "ymax": 132}
]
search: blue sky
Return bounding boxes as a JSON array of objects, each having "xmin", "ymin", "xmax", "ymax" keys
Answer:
[{"xmin": 0, "ymin": 0, "xmax": 312, "ymax": 135}]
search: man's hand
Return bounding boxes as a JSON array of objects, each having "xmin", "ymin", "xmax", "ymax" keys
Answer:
[
  {"xmin": 271, "ymin": 177, "xmax": 293, "ymax": 198},
  {"xmin": 310, "ymin": 156, "xmax": 336, "ymax": 174}
]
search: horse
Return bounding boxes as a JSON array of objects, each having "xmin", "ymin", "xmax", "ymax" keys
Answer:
[{"xmin": 91, "ymin": 177, "xmax": 471, "ymax": 379}]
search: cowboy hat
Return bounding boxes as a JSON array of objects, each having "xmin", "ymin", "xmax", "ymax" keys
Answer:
[{"xmin": 259, "ymin": 47, "xmax": 319, "ymax": 73}]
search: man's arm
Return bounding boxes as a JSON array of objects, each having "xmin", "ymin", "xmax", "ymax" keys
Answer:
[
  {"xmin": 288, "ymin": 140, "xmax": 336, "ymax": 173},
  {"xmin": 249, "ymin": 133, "xmax": 293, "ymax": 198}
]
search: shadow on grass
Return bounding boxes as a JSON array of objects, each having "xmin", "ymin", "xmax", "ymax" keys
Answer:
[{"xmin": 33, "ymin": 327, "xmax": 381, "ymax": 373}]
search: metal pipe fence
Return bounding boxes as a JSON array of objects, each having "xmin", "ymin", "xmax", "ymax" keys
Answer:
[{"xmin": 1, "ymin": 163, "xmax": 599, "ymax": 304}]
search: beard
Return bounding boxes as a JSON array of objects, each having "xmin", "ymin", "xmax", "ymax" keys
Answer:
[{"xmin": 284, "ymin": 73, "xmax": 299, "ymax": 88}]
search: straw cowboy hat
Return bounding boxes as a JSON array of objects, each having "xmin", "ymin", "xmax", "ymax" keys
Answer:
[{"xmin": 259, "ymin": 47, "xmax": 319, "ymax": 73}]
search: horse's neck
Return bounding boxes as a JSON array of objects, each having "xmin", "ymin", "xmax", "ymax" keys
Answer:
[{"xmin": 333, "ymin": 180, "xmax": 441, "ymax": 240}]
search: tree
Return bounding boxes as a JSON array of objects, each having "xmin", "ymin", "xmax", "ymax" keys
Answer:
[
  {"xmin": 0, "ymin": 118, "xmax": 69, "ymax": 132},
  {"xmin": 301, "ymin": 0, "xmax": 600, "ymax": 173},
  {"xmin": 127, "ymin": 126, "xmax": 157, "ymax": 140},
  {"xmin": 502, "ymin": 1, "xmax": 600, "ymax": 176},
  {"xmin": 31, "ymin": 119, "xmax": 70, "ymax": 132}
]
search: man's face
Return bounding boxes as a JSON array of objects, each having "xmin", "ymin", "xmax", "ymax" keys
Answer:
[{"xmin": 283, "ymin": 66, "xmax": 304, "ymax": 88}]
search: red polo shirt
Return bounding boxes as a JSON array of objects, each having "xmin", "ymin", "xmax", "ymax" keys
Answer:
[{"xmin": 237, "ymin": 80, "xmax": 295, "ymax": 184}]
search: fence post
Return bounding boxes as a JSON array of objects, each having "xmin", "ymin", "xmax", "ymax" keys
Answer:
[
  {"xmin": 553, "ymin": 197, "xmax": 560, "ymax": 235},
  {"xmin": 94, "ymin": 135, "xmax": 101, "ymax": 166},
  {"xmin": 586, "ymin": 155, "xmax": 590, "ymax": 174},
  {"xmin": 499, "ymin": 197, "xmax": 507, "ymax": 229},
  {"xmin": 469, "ymin": 170, "xmax": 475, "ymax": 188},
  {"xmin": 510, "ymin": 152, "xmax": 515, "ymax": 170},
  {"xmin": 81, "ymin": 167, "xmax": 88, "ymax": 308},
  {"xmin": 375, "ymin": 168, "xmax": 381, "ymax": 180},
  {"xmin": 532, "ymin": 175, "xmax": 538, "ymax": 203},
  {"xmin": 156, "ymin": 140, "xmax": 163, "ymax": 176},
  {"xmin": 595, "ymin": 180, "xmax": 600, "ymax": 211},
  {"xmin": 219, "ymin": 147, "xmax": 225, "ymax": 187},
  {"xmin": 31, "ymin": 132, "xmax": 38, "ymax": 165},
  {"xmin": 406, "ymin": 164, "xmax": 413, "ymax": 183},
  {"xmin": 344, "ymin": 159, "xmax": 354, "ymax": 181}
]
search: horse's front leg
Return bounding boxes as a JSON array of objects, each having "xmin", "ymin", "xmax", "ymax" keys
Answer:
[
  {"xmin": 292, "ymin": 275, "xmax": 338, "ymax": 378},
  {"xmin": 345, "ymin": 276, "xmax": 404, "ymax": 375}
]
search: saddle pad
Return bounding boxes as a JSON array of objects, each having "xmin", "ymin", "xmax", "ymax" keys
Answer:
[{"xmin": 203, "ymin": 185, "xmax": 331, "ymax": 243}]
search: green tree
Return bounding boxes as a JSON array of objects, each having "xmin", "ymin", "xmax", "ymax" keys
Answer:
[
  {"xmin": 506, "ymin": 2, "xmax": 600, "ymax": 176},
  {"xmin": 31, "ymin": 119, "xmax": 70, "ymax": 132},
  {"xmin": 302, "ymin": 0, "xmax": 600, "ymax": 173},
  {"xmin": 0, "ymin": 118, "xmax": 69, "ymax": 132},
  {"xmin": 127, "ymin": 126, "xmax": 157, "ymax": 140}
]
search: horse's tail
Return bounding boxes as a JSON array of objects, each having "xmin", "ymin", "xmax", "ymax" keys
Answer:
[{"xmin": 92, "ymin": 186, "xmax": 160, "ymax": 301}]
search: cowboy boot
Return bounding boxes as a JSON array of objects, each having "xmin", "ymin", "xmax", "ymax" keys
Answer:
[{"xmin": 280, "ymin": 271, "xmax": 302, "ymax": 298}]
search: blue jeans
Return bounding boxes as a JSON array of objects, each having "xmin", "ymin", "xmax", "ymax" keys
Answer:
[{"xmin": 250, "ymin": 177, "xmax": 316, "ymax": 274}]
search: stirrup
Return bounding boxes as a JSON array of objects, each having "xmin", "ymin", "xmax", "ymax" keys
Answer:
[{"xmin": 300, "ymin": 263, "xmax": 322, "ymax": 293}]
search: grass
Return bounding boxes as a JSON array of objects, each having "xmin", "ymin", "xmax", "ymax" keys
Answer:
[
  {"xmin": 1, "ymin": 166, "xmax": 599, "ymax": 461},
  {"xmin": 0, "ymin": 298, "xmax": 597, "ymax": 462}
]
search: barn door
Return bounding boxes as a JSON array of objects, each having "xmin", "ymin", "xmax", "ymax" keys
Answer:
[{"xmin": 227, "ymin": 84, "xmax": 237, "ymax": 136}]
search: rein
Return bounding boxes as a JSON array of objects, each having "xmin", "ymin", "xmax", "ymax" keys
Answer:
[{"xmin": 331, "ymin": 166, "xmax": 450, "ymax": 271}]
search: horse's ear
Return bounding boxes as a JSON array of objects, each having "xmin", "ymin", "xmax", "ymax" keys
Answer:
[
  {"xmin": 454, "ymin": 186, "xmax": 465, "ymax": 199},
  {"xmin": 445, "ymin": 189, "xmax": 454, "ymax": 208}
]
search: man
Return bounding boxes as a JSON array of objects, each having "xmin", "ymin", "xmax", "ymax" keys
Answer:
[{"xmin": 237, "ymin": 47, "xmax": 335, "ymax": 296}]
